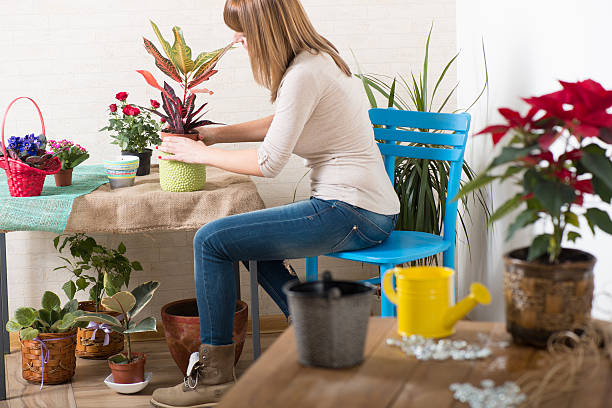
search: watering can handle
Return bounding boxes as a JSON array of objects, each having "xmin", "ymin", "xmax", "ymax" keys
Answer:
[{"xmin": 382, "ymin": 269, "xmax": 398, "ymax": 305}]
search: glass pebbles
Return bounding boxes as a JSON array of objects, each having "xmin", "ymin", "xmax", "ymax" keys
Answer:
[
  {"xmin": 449, "ymin": 380, "xmax": 527, "ymax": 408},
  {"xmin": 386, "ymin": 335, "xmax": 493, "ymax": 361}
]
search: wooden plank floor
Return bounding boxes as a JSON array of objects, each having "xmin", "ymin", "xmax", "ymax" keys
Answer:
[{"xmin": 2, "ymin": 333, "xmax": 280, "ymax": 407}]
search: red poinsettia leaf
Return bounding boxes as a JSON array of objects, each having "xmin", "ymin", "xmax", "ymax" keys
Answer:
[
  {"xmin": 518, "ymin": 155, "xmax": 539, "ymax": 166},
  {"xmin": 560, "ymin": 149, "xmax": 583, "ymax": 162},
  {"xmin": 574, "ymin": 179, "xmax": 594, "ymax": 194},
  {"xmin": 560, "ymin": 79, "xmax": 612, "ymax": 112},
  {"xmin": 573, "ymin": 123, "xmax": 600, "ymax": 138},
  {"xmin": 475, "ymin": 125, "xmax": 509, "ymax": 136},
  {"xmin": 582, "ymin": 110, "xmax": 612, "ymax": 128},
  {"xmin": 599, "ymin": 127, "xmax": 612, "ymax": 144},
  {"xmin": 573, "ymin": 193, "xmax": 584, "ymax": 206},
  {"xmin": 521, "ymin": 193, "xmax": 534, "ymax": 201},
  {"xmin": 537, "ymin": 131, "xmax": 561, "ymax": 151},
  {"xmin": 536, "ymin": 151, "xmax": 554, "ymax": 163},
  {"xmin": 499, "ymin": 108, "xmax": 525, "ymax": 127}
]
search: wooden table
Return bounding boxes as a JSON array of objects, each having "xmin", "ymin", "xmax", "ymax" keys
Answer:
[{"xmin": 219, "ymin": 318, "xmax": 612, "ymax": 408}]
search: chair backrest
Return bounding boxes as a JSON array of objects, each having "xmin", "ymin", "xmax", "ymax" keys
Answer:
[{"xmin": 369, "ymin": 108, "xmax": 471, "ymax": 246}]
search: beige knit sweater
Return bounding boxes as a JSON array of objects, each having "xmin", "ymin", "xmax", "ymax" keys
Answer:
[{"xmin": 257, "ymin": 51, "xmax": 400, "ymax": 215}]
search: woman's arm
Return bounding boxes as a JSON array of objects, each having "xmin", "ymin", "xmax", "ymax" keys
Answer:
[
  {"xmin": 198, "ymin": 115, "xmax": 273, "ymax": 145},
  {"xmin": 158, "ymin": 137, "xmax": 263, "ymax": 177}
]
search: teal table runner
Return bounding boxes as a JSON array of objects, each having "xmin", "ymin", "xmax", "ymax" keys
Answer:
[{"xmin": 0, "ymin": 165, "xmax": 108, "ymax": 233}]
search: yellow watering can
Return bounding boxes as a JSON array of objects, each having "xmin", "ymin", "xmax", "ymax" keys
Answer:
[{"xmin": 382, "ymin": 266, "xmax": 491, "ymax": 338}]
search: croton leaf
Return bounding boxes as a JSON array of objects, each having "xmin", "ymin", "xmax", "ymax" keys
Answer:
[
  {"xmin": 150, "ymin": 21, "xmax": 175, "ymax": 65},
  {"xmin": 136, "ymin": 70, "xmax": 165, "ymax": 94},
  {"xmin": 143, "ymin": 37, "xmax": 182, "ymax": 83},
  {"xmin": 187, "ymin": 103, "xmax": 208, "ymax": 123},
  {"xmin": 188, "ymin": 69, "xmax": 218, "ymax": 90},
  {"xmin": 170, "ymin": 26, "xmax": 194, "ymax": 74},
  {"xmin": 193, "ymin": 47, "xmax": 224, "ymax": 72},
  {"xmin": 184, "ymin": 94, "xmax": 196, "ymax": 118},
  {"xmin": 188, "ymin": 120, "xmax": 219, "ymax": 131}
]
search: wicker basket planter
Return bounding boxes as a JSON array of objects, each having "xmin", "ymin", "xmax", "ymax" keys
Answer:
[
  {"xmin": 20, "ymin": 328, "xmax": 77, "ymax": 385},
  {"xmin": 504, "ymin": 247, "xmax": 596, "ymax": 347},
  {"xmin": 76, "ymin": 301, "xmax": 124, "ymax": 359}
]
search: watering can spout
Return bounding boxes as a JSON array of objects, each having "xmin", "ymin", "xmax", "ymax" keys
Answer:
[{"xmin": 443, "ymin": 283, "xmax": 491, "ymax": 330}]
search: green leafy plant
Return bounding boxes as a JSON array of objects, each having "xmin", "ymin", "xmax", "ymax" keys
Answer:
[
  {"xmin": 5, "ymin": 292, "xmax": 84, "ymax": 340},
  {"xmin": 47, "ymin": 139, "xmax": 89, "ymax": 170},
  {"xmin": 354, "ymin": 25, "xmax": 490, "ymax": 262},
  {"xmin": 76, "ymin": 281, "xmax": 160, "ymax": 363},
  {"xmin": 456, "ymin": 79, "xmax": 612, "ymax": 263},
  {"xmin": 54, "ymin": 234, "xmax": 143, "ymax": 312},
  {"xmin": 137, "ymin": 21, "xmax": 232, "ymax": 134},
  {"xmin": 99, "ymin": 92, "xmax": 162, "ymax": 153}
]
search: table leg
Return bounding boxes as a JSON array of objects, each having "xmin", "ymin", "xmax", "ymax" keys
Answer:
[
  {"xmin": 248, "ymin": 261, "xmax": 261, "ymax": 360},
  {"xmin": 233, "ymin": 262, "xmax": 241, "ymax": 300},
  {"xmin": 0, "ymin": 233, "xmax": 8, "ymax": 400}
]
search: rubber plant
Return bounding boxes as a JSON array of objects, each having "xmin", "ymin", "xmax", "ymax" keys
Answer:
[
  {"xmin": 137, "ymin": 21, "xmax": 232, "ymax": 137},
  {"xmin": 54, "ymin": 233, "xmax": 143, "ymax": 312},
  {"xmin": 76, "ymin": 281, "xmax": 160, "ymax": 383},
  {"xmin": 6, "ymin": 292, "xmax": 84, "ymax": 340},
  {"xmin": 354, "ymin": 25, "xmax": 491, "ymax": 264}
]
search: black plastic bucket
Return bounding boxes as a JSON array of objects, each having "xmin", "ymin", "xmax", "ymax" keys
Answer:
[{"xmin": 283, "ymin": 271, "xmax": 374, "ymax": 368}]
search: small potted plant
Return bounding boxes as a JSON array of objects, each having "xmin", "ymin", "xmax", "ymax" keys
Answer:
[
  {"xmin": 77, "ymin": 281, "xmax": 160, "ymax": 384},
  {"xmin": 2, "ymin": 133, "xmax": 60, "ymax": 171},
  {"xmin": 54, "ymin": 233, "xmax": 143, "ymax": 358},
  {"xmin": 47, "ymin": 139, "xmax": 89, "ymax": 186},
  {"xmin": 136, "ymin": 21, "xmax": 232, "ymax": 192},
  {"xmin": 5, "ymin": 291, "xmax": 84, "ymax": 385},
  {"xmin": 457, "ymin": 79, "xmax": 612, "ymax": 346},
  {"xmin": 100, "ymin": 92, "xmax": 162, "ymax": 176}
]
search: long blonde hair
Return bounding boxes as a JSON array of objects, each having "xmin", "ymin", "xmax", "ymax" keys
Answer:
[{"xmin": 224, "ymin": 0, "xmax": 352, "ymax": 102}]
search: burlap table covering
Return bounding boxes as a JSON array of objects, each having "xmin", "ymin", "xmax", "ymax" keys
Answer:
[{"xmin": 63, "ymin": 165, "xmax": 265, "ymax": 234}]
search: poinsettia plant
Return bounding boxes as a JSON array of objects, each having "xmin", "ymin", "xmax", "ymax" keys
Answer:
[
  {"xmin": 136, "ymin": 21, "xmax": 232, "ymax": 134},
  {"xmin": 457, "ymin": 79, "xmax": 612, "ymax": 263}
]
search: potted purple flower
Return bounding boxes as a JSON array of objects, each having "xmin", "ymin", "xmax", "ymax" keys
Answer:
[{"xmin": 47, "ymin": 139, "xmax": 89, "ymax": 186}]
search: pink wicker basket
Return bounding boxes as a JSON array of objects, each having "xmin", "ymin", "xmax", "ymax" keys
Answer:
[{"xmin": 0, "ymin": 97, "xmax": 61, "ymax": 197}]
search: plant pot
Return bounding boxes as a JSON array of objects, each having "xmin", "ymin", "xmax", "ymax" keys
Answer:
[
  {"xmin": 20, "ymin": 328, "xmax": 77, "ymax": 385},
  {"xmin": 158, "ymin": 131, "xmax": 206, "ymax": 192},
  {"xmin": 504, "ymin": 247, "xmax": 596, "ymax": 347},
  {"xmin": 122, "ymin": 149, "xmax": 152, "ymax": 176},
  {"xmin": 108, "ymin": 352, "xmax": 146, "ymax": 384},
  {"xmin": 161, "ymin": 299, "xmax": 248, "ymax": 374},
  {"xmin": 54, "ymin": 168, "xmax": 73, "ymax": 187},
  {"xmin": 76, "ymin": 301, "xmax": 124, "ymax": 359},
  {"xmin": 104, "ymin": 155, "xmax": 139, "ymax": 189}
]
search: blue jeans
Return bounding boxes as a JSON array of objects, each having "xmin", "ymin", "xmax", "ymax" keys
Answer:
[{"xmin": 193, "ymin": 197, "xmax": 398, "ymax": 345}]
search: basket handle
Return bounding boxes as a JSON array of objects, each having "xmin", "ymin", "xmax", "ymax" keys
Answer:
[{"xmin": 1, "ymin": 97, "xmax": 46, "ymax": 170}]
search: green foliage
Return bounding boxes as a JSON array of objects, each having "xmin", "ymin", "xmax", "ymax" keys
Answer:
[
  {"xmin": 5, "ymin": 291, "xmax": 84, "ymax": 340},
  {"xmin": 99, "ymin": 100, "xmax": 162, "ymax": 153},
  {"xmin": 54, "ymin": 234, "xmax": 143, "ymax": 311},
  {"xmin": 354, "ymin": 24, "xmax": 490, "ymax": 264},
  {"xmin": 77, "ymin": 281, "xmax": 160, "ymax": 363}
]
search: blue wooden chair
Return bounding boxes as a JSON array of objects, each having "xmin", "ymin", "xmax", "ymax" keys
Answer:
[
  {"xmin": 305, "ymin": 108, "xmax": 471, "ymax": 316},
  {"xmin": 248, "ymin": 108, "xmax": 470, "ymax": 358}
]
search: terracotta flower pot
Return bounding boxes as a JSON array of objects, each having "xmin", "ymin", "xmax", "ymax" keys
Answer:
[
  {"xmin": 504, "ymin": 247, "xmax": 596, "ymax": 347},
  {"xmin": 108, "ymin": 352, "xmax": 146, "ymax": 384},
  {"xmin": 161, "ymin": 299, "xmax": 248, "ymax": 374},
  {"xmin": 158, "ymin": 131, "xmax": 206, "ymax": 192},
  {"xmin": 54, "ymin": 168, "xmax": 73, "ymax": 187}
]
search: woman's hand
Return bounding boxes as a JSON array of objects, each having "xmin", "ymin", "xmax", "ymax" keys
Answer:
[
  {"xmin": 157, "ymin": 137, "xmax": 210, "ymax": 164},
  {"xmin": 196, "ymin": 126, "xmax": 217, "ymax": 146}
]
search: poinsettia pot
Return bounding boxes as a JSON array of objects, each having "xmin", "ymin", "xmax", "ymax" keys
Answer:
[
  {"xmin": 504, "ymin": 247, "xmax": 595, "ymax": 347},
  {"xmin": 161, "ymin": 299, "xmax": 248, "ymax": 374},
  {"xmin": 108, "ymin": 352, "xmax": 146, "ymax": 384},
  {"xmin": 158, "ymin": 131, "xmax": 206, "ymax": 192},
  {"xmin": 122, "ymin": 149, "xmax": 152, "ymax": 176}
]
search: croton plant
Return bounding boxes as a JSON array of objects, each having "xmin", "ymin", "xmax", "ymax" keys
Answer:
[
  {"xmin": 457, "ymin": 79, "xmax": 612, "ymax": 263},
  {"xmin": 137, "ymin": 21, "xmax": 232, "ymax": 134}
]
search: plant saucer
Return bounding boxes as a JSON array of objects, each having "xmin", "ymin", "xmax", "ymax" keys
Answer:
[{"xmin": 104, "ymin": 372, "xmax": 152, "ymax": 394}]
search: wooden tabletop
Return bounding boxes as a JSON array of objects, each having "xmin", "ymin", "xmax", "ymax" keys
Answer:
[{"xmin": 218, "ymin": 318, "xmax": 612, "ymax": 408}]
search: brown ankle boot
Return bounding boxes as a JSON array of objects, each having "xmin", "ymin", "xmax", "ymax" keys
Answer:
[{"xmin": 151, "ymin": 344, "xmax": 235, "ymax": 408}]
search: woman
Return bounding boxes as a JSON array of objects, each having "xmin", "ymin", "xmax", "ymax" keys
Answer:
[{"xmin": 151, "ymin": 0, "xmax": 399, "ymax": 406}]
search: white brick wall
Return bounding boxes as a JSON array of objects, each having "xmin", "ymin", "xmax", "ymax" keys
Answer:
[{"xmin": 0, "ymin": 0, "xmax": 456, "ymax": 319}]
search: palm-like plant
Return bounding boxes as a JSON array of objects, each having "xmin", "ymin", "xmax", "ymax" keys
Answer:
[{"xmin": 355, "ymin": 25, "xmax": 490, "ymax": 263}]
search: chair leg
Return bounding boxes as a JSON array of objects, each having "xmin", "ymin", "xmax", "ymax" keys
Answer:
[
  {"xmin": 306, "ymin": 257, "xmax": 318, "ymax": 282},
  {"xmin": 248, "ymin": 261, "xmax": 261, "ymax": 360},
  {"xmin": 379, "ymin": 263, "xmax": 396, "ymax": 317},
  {"xmin": 442, "ymin": 245, "xmax": 456, "ymax": 303}
]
